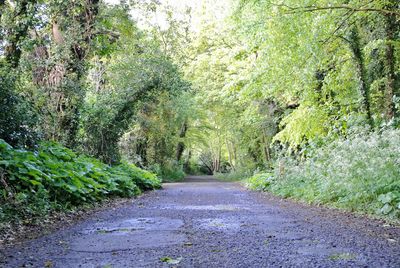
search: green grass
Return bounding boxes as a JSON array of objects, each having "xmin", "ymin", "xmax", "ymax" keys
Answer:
[
  {"xmin": 0, "ymin": 139, "xmax": 161, "ymax": 227},
  {"xmin": 214, "ymin": 170, "xmax": 251, "ymax": 182},
  {"xmin": 246, "ymin": 129, "xmax": 400, "ymax": 220}
]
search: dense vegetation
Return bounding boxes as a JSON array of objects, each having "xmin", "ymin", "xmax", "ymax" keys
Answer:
[
  {"xmin": 0, "ymin": 0, "xmax": 399, "ymax": 230},
  {"xmin": 0, "ymin": 139, "xmax": 160, "ymax": 228},
  {"xmin": 247, "ymin": 129, "xmax": 400, "ymax": 218},
  {"xmin": 0, "ymin": 0, "xmax": 183, "ymax": 233}
]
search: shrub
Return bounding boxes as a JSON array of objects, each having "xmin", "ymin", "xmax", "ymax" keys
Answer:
[
  {"xmin": 0, "ymin": 139, "xmax": 161, "ymax": 224},
  {"xmin": 247, "ymin": 129, "xmax": 400, "ymax": 220},
  {"xmin": 150, "ymin": 161, "xmax": 185, "ymax": 182},
  {"xmin": 0, "ymin": 66, "xmax": 39, "ymax": 149},
  {"xmin": 246, "ymin": 172, "xmax": 275, "ymax": 190}
]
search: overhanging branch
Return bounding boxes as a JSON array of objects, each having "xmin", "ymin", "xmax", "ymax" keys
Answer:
[{"xmin": 282, "ymin": 4, "xmax": 400, "ymax": 16}]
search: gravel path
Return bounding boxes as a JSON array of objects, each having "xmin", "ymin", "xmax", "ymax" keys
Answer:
[{"xmin": 1, "ymin": 176, "xmax": 399, "ymax": 267}]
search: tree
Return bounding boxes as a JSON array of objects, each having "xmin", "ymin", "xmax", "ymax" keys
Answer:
[{"xmin": 0, "ymin": 0, "xmax": 38, "ymax": 147}]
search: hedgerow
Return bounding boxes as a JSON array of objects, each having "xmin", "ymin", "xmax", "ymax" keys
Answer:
[
  {"xmin": 0, "ymin": 139, "xmax": 161, "ymax": 225},
  {"xmin": 246, "ymin": 129, "xmax": 400, "ymax": 220}
]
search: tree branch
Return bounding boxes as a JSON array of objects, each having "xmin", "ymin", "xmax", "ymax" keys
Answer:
[{"xmin": 284, "ymin": 5, "xmax": 400, "ymax": 16}]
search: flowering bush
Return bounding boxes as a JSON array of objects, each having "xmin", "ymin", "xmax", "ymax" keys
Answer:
[{"xmin": 247, "ymin": 129, "xmax": 400, "ymax": 219}]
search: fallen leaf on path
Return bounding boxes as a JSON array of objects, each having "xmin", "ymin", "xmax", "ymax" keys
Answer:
[{"xmin": 160, "ymin": 256, "xmax": 183, "ymax": 265}]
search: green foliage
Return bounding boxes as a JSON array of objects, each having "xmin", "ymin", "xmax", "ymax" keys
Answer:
[
  {"xmin": 214, "ymin": 168, "xmax": 253, "ymax": 182},
  {"xmin": 246, "ymin": 172, "xmax": 275, "ymax": 191},
  {"xmin": 273, "ymin": 105, "xmax": 329, "ymax": 149},
  {"xmin": 246, "ymin": 129, "xmax": 400, "ymax": 219},
  {"xmin": 0, "ymin": 63, "xmax": 38, "ymax": 148},
  {"xmin": 0, "ymin": 139, "xmax": 160, "ymax": 224},
  {"xmin": 81, "ymin": 20, "xmax": 190, "ymax": 164},
  {"xmin": 150, "ymin": 161, "xmax": 186, "ymax": 182}
]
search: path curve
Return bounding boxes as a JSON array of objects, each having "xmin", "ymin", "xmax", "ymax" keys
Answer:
[{"xmin": 1, "ymin": 176, "xmax": 399, "ymax": 267}]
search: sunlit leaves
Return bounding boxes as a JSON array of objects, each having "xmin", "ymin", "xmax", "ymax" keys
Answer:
[{"xmin": 273, "ymin": 105, "xmax": 328, "ymax": 148}]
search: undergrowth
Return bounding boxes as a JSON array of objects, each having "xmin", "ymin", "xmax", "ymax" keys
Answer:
[
  {"xmin": 246, "ymin": 129, "xmax": 400, "ymax": 220},
  {"xmin": 214, "ymin": 169, "xmax": 252, "ymax": 181},
  {"xmin": 150, "ymin": 161, "xmax": 186, "ymax": 182},
  {"xmin": 0, "ymin": 139, "xmax": 161, "ymax": 229}
]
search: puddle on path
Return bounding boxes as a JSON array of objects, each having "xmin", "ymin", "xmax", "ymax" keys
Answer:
[
  {"xmin": 81, "ymin": 217, "xmax": 183, "ymax": 235},
  {"xmin": 196, "ymin": 218, "xmax": 242, "ymax": 232},
  {"xmin": 269, "ymin": 231, "xmax": 311, "ymax": 241},
  {"xmin": 193, "ymin": 213, "xmax": 299, "ymax": 233},
  {"xmin": 297, "ymin": 243, "xmax": 356, "ymax": 259},
  {"xmin": 71, "ymin": 230, "xmax": 187, "ymax": 252},
  {"xmin": 253, "ymin": 215, "xmax": 298, "ymax": 230},
  {"xmin": 72, "ymin": 217, "xmax": 186, "ymax": 252},
  {"xmin": 161, "ymin": 204, "xmax": 247, "ymax": 211}
]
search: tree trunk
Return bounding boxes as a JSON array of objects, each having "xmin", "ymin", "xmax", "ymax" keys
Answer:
[
  {"xmin": 347, "ymin": 27, "xmax": 373, "ymax": 127},
  {"xmin": 136, "ymin": 138, "xmax": 148, "ymax": 167},
  {"xmin": 175, "ymin": 121, "xmax": 187, "ymax": 162},
  {"xmin": 226, "ymin": 138, "xmax": 235, "ymax": 171},
  {"xmin": 262, "ymin": 131, "xmax": 271, "ymax": 163},
  {"xmin": 183, "ymin": 150, "xmax": 191, "ymax": 173},
  {"xmin": 4, "ymin": 0, "xmax": 36, "ymax": 68},
  {"xmin": 0, "ymin": 1, "xmax": 6, "ymax": 22},
  {"xmin": 383, "ymin": 2, "xmax": 398, "ymax": 120},
  {"xmin": 212, "ymin": 148, "xmax": 221, "ymax": 173}
]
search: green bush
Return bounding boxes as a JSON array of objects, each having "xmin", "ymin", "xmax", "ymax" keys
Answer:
[
  {"xmin": 246, "ymin": 129, "xmax": 400, "ymax": 220},
  {"xmin": 246, "ymin": 172, "xmax": 275, "ymax": 190},
  {"xmin": 0, "ymin": 139, "xmax": 161, "ymax": 224},
  {"xmin": 150, "ymin": 161, "xmax": 185, "ymax": 182},
  {"xmin": 0, "ymin": 65, "xmax": 39, "ymax": 148}
]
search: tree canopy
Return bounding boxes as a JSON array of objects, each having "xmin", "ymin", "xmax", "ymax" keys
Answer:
[{"xmin": 1, "ymin": 0, "xmax": 399, "ymax": 217}]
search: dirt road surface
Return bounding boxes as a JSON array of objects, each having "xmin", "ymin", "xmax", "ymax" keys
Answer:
[{"xmin": 1, "ymin": 176, "xmax": 399, "ymax": 267}]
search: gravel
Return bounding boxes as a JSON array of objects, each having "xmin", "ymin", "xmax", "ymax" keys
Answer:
[{"xmin": 1, "ymin": 175, "xmax": 399, "ymax": 267}]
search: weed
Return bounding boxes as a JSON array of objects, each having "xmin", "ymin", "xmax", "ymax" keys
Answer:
[{"xmin": 247, "ymin": 129, "xmax": 400, "ymax": 220}]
